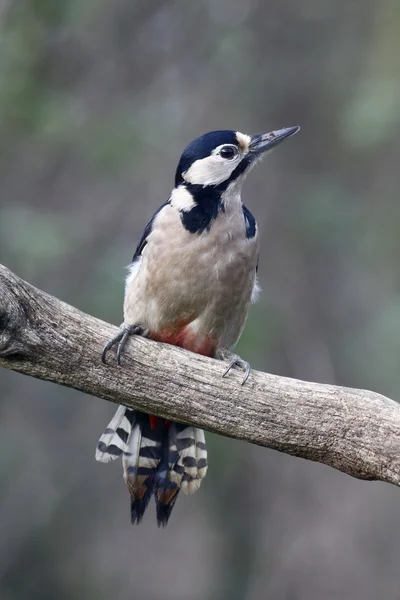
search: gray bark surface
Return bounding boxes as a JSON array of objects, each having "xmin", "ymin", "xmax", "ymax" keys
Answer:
[{"xmin": 1, "ymin": 263, "xmax": 399, "ymax": 486}]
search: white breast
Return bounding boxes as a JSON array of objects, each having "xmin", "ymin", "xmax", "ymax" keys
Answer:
[{"xmin": 123, "ymin": 192, "xmax": 259, "ymax": 349}]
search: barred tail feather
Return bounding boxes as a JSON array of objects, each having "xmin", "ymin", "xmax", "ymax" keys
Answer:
[
  {"xmin": 155, "ymin": 423, "xmax": 182, "ymax": 527},
  {"xmin": 123, "ymin": 412, "xmax": 164, "ymax": 524},
  {"xmin": 178, "ymin": 426, "xmax": 208, "ymax": 495},
  {"xmin": 155, "ymin": 424, "xmax": 208, "ymax": 526},
  {"xmin": 96, "ymin": 408, "xmax": 208, "ymax": 526},
  {"xmin": 184, "ymin": 427, "xmax": 208, "ymax": 494},
  {"xmin": 95, "ymin": 406, "xmax": 135, "ymax": 463}
]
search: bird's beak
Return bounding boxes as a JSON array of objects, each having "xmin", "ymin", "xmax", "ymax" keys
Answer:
[{"xmin": 249, "ymin": 126, "xmax": 300, "ymax": 155}]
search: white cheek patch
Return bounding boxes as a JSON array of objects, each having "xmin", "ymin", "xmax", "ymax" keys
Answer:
[
  {"xmin": 183, "ymin": 155, "xmax": 238, "ymax": 186},
  {"xmin": 170, "ymin": 186, "xmax": 196, "ymax": 211}
]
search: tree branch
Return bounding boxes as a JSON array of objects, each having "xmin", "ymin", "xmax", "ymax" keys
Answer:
[{"xmin": 1, "ymin": 263, "xmax": 400, "ymax": 487}]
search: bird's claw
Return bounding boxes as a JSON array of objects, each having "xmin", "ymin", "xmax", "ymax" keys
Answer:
[
  {"xmin": 218, "ymin": 350, "xmax": 251, "ymax": 385},
  {"xmin": 102, "ymin": 324, "xmax": 142, "ymax": 365}
]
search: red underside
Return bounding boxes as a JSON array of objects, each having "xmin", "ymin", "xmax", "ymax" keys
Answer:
[
  {"xmin": 150, "ymin": 328, "xmax": 215, "ymax": 356},
  {"xmin": 148, "ymin": 326, "xmax": 216, "ymax": 429},
  {"xmin": 149, "ymin": 414, "xmax": 168, "ymax": 430}
]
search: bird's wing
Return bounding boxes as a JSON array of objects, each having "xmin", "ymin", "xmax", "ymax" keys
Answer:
[
  {"xmin": 242, "ymin": 204, "xmax": 257, "ymax": 240},
  {"xmin": 242, "ymin": 204, "xmax": 260, "ymax": 302},
  {"xmin": 126, "ymin": 201, "xmax": 171, "ymax": 290},
  {"xmin": 132, "ymin": 200, "xmax": 170, "ymax": 262}
]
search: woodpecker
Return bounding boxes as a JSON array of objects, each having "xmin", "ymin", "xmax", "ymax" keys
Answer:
[{"xmin": 97, "ymin": 126, "xmax": 299, "ymax": 526}]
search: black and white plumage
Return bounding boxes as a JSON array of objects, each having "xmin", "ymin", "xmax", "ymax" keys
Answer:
[{"xmin": 98, "ymin": 126, "xmax": 300, "ymax": 526}]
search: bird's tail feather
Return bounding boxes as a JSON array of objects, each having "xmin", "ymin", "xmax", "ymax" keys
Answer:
[
  {"xmin": 96, "ymin": 408, "xmax": 208, "ymax": 526},
  {"xmin": 155, "ymin": 423, "xmax": 208, "ymax": 526},
  {"xmin": 95, "ymin": 405, "xmax": 134, "ymax": 463}
]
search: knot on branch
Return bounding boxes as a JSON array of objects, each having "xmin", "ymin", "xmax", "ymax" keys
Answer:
[{"xmin": 0, "ymin": 267, "xmax": 42, "ymax": 359}]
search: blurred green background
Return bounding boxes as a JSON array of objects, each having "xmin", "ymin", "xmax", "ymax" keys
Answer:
[{"xmin": 1, "ymin": 1, "xmax": 400, "ymax": 599}]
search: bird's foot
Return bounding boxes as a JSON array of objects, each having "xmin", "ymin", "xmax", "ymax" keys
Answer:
[
  {"xmin": 101, "ymin": 323, "xmax": 143, "ymax": 365},
  {"xmin": 217, "ymin": 349, "xmax": 251, "ymax": 385}
]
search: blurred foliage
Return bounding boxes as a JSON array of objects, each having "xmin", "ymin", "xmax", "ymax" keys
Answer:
[{"xmin": 1, "ymin": 1, "xmax": 400, "ymax": 599}]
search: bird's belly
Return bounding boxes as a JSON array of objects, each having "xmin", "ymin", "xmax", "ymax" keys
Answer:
[
  {"xmin": 124, "ymin": 208, "xmax": 259, "ymax": 351},
  {"xmin": 144, "ymin": 251, "xmax": 255, "ymax": 350}
]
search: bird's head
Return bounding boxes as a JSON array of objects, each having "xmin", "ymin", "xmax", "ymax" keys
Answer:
[{"xmin": 175, "ymin": 126, "xmax": 300, "ymax": 189}]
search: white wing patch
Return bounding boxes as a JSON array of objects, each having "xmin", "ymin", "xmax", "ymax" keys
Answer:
[
  {"xmin": 251, "ymin": 276, "xmax": 261, "ymax": 303},
  {"xmin": 125, "ymin": 257, "xmax": 141, "ymax": 292}
]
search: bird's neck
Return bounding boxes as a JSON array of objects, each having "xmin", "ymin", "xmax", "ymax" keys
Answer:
[
  {"xmin": 185, "ymin": 177, "xmax": 243, "ymax": 211},
  {"xmin": 170, "ymin": 180, "xmax": 243, "ymax": 234}
]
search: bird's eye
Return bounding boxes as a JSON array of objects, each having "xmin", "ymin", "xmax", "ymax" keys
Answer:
[{"xmin": 219, "ymin": 145, "xmax": 238, "ymax": 160}]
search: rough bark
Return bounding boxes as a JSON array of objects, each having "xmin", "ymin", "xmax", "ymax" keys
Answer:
[{"xmin": 1, "ymin": 263, "xmax": 400, "ymax": 486}]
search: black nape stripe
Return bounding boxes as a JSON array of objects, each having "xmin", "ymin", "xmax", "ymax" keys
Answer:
[
  {"xmin": 179, "ymin": 157, "xmax": 252, "ymax": 235},
  {"xmin": 180, "ymin": 184, "xmax": 224, "ymax": 234}
]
